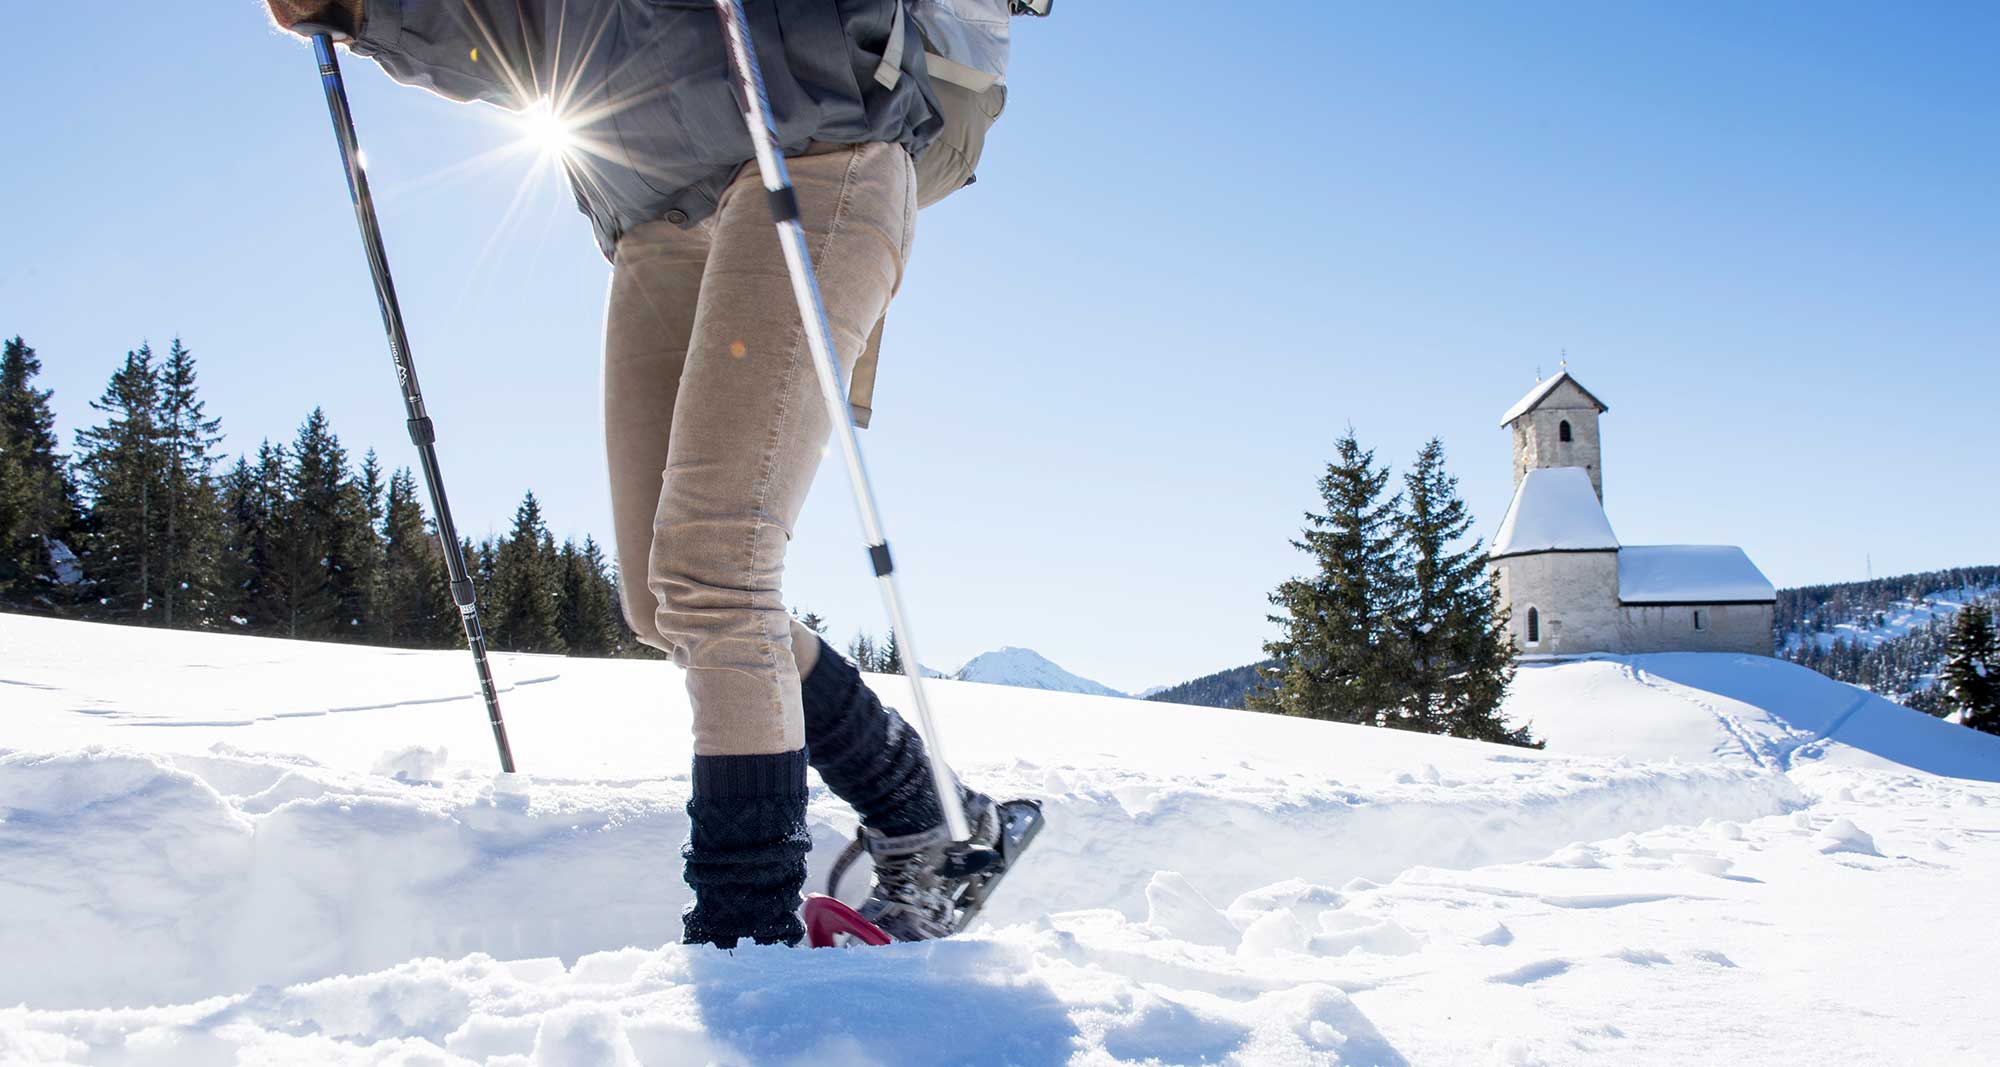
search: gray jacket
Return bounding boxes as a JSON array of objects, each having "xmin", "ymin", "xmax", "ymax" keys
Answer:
[{"xmin": 350, "ymin": 0, "xmax": 943, "ymax": 260}]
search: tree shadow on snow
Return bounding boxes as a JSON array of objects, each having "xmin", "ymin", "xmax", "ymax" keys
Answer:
[{"xmin": 675, "ymin": 939, "xmax": 1079, "ymax": 1067}]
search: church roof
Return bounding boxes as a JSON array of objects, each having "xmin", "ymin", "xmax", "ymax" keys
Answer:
[
  {"xmin": 1490, "ymin": 467, "xmax": 1619, "ymax": 558},
  {"xmin": 1500, "ymin": 371, "xmax": 1610, "ymax": 427},
  {"xmin": 1618, "ymin": 546, "xmax": 1776, "ymax": 604}
]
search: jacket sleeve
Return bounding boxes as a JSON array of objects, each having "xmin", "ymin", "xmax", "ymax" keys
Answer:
[{"xmin": 349, "ymin": 0, "xmax": 544, "ymax": 110}]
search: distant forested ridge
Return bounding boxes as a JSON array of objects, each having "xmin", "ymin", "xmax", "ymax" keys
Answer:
[
  {"xmin": 1145, "ymin": 661, "xmax": 1274, "ymax": 710},
  {"xmin": 1777, "ymin": 565, "xmax": 2000, "ymax": 717}
]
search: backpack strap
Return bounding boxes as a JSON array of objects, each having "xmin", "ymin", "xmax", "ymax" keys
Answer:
[
  {"xmin": 876, "ymin": 2, "xmax": 1006, "ymax": 94},
  {"xmin": 873, "ymin": 1, "xmax": 911, "ymax": 89},
  {"xmin": 922, "ymin": 51, "xmax": 1002, "ymax": 92}
]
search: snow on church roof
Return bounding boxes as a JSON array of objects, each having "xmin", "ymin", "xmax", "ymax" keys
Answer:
[
  {"xmin": 1618, "ymin": 546, "xmax": 1776, "ymax": 604},
  {"xmin": 1490, "ymin": 467, "xmax": 1619, "ymax": 558},
  {"xmin": 1500, "ymin": 371, "xmax": 1610, "ymax": 427}
]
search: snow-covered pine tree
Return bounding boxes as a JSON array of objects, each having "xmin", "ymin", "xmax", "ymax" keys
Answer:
[
  {"xmin": 486, "ymin": 492, "xmax": 566, "ymax": 653},
  {"xmin": 1398, "ymin": 438, "xmax": 1537, "ymax": 747},
  {"xmin": 0, "ymin": 337, "xmax": 84, "ymax": 608},
  {"xmin": 1250, "ymin": 429, "xmax": 1409, "ymax": 724},
  {"xmin": 1941, "ymin": 604, "xmax": 1998, "ymax": 735},
  {"xmin": 74, "ymin": 345, "xmax": 166, "ymax": 621},
  {"xmin": 154, "ymin": 340, "xmax": 225, "ymax": 630}
]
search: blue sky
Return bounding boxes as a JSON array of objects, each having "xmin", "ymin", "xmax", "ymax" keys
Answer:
[{"xmin": 3, "ymin": 2, "xmax": 1995, "ymax": 692}]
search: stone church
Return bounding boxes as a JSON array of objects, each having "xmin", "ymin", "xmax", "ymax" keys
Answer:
[{"xmin": 1486, "ymin": 371, "xmax": 1775, "ymax": 656}]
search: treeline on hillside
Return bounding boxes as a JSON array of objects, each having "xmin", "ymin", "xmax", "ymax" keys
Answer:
[
  {"xmin": 1775, "ymin": 566, "xmax": 2000, "ymax": 721},
  {"xmin": 1145, "ymin": 661, "xmax": 1274, "ymax": 710},
  {"xmin": 1775, "ymin": 565, "xmax": 2000, "ymax": 640},
  {"xmin": 0, "ymin": 334, "xmax": 653, "ymax": 657},
  {"xmin": 1248, "ymin": 432, "xmax": 1535, "ymax": 747}
]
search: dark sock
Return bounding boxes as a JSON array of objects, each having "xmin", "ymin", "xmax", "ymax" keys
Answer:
[
  {"xmin": 681, "ymin": 749, "xmax": 809, "ymax": 949},
  {"xmin": 800, "ymin": 639, "xmax": 943, "ymax": 837}
]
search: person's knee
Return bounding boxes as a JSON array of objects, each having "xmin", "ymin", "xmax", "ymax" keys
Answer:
[{"xmin": 649, "ymin": 517, "xmax": 788, "ymax": 656}]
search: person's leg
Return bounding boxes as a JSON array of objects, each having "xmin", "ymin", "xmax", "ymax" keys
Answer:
[
  {"xmin": 603, "ymin": 217, "xmax": 710, "ymax": 653},
  {"xmin": 658, "ymin": 142, "xmax": 917, "ymax": 947},
  {"xmin": 792, "ymin": 621, "xmax": 944, "ymax": 837}
]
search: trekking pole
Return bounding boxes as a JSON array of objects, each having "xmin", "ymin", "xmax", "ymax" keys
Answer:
[
  {"xmin": 713, "ymin": 0, "xmax": 971, "ymax": 844},
  {"xmin": 300, "ymin": 27, "xmax": 517, "ymax": 774}
]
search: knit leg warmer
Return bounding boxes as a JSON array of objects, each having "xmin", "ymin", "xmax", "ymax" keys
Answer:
[
  {"xmin": 800, "ymin": 639, "xmax": 944, "ymax": 838},
  {"xmin": 681, "ymin": 749, "xmax": 809, "ymax": 949}
]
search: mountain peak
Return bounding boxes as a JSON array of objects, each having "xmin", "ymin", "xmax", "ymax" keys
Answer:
[{"xmin": 954, "ymin": 647, "xmax": 1126, "ymax": 698}]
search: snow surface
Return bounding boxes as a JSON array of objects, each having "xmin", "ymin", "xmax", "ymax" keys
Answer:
[
  {"xmin": 1616, "ymin": 546, "xmax": 1775, "ymax": 604},
  {"xmin": 953, "ymin": 646, "xmax": 1127, "ymax": 698},
  {"xmin": 4, "ymin": 614, "xmax": 2000, "ymax": 1065},
  {"xmin": 1489, "ymin": 467, "xmax": 1618, "ymax": 557}
]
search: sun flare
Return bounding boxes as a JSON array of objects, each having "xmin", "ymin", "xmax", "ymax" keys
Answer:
[{"xmin": 519, "ymin": 99, "xmax": 577, "ymax": 160}]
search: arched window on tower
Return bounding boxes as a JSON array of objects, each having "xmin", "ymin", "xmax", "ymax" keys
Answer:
[
  {"xmin": 1526, "ymin": 607, "xmax": 1541, "ymax": 645},
  {"xmin": 1558, "ymin": 420, "xmax": 1573, "ymax": 442}
]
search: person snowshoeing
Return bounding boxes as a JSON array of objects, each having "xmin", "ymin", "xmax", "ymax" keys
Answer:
[{"xmin": 264, "ymin": 0, "xmax": 1031, "ymax": 948}]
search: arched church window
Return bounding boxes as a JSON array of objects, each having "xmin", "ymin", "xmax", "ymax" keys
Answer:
[
  {"xmin": 1526, "ymin": 607, "xmax": 1541, "ymax": 644},
  {"xmin": 1558, "ymin": 420, "xmax": 1573, "ymax": 442}
]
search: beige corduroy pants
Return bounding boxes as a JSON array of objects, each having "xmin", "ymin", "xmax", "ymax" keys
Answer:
[{"xmin": 601, "ymin": 141, "xmax": 916, "ymax": 757}]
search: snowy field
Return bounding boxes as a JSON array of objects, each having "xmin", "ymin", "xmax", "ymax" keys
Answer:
[{"xmin": 4, "ymin": 614, "xmax": 1999, "ymax": 1065}]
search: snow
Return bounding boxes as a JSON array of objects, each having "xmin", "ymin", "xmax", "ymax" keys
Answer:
[
  {"xmin": 1489, "ymin": 467, "xmax": 1619, "ymax": 557},
  {"xmin": 4, "ymin": 614, "xmax": 2000, "ymax": 1064},
  {"xmin": 1514, "ymin": 653, "xmax": 2000, "ymax": 780},
  {"xmin": 954, "ymin": 645, "xmax": 1127, "ymax": 698},
  {"xmin": 1616, "ymin": 545, "xmax": 1775, "ymax": 604},
  {"xmin": 1498, "ymin": 371, "xmax": 1606, "ymax": 427}
]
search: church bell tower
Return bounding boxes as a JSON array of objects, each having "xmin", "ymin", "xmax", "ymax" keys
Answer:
[{"xmin": 1500, "ymin": 369, "xmax": 1609, "ymax": 502}]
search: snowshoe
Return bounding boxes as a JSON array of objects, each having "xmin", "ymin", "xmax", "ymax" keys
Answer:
[{"xmin": 806, "ymin": 796, "xmax": 1044, "ymax": 947}]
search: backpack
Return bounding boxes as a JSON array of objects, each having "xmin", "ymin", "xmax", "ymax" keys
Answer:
[
  {"xmin": 850, "ymin": 1, "xmax": 1047, "ymax": 428},
  {"xmin": 873, "ymin": 0, "xmax": 1049, "ymax": 208}
]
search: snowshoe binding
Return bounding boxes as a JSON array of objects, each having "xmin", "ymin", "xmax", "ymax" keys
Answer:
[{"xmin": 805, "ymin": 794, "xmax": 1045, "ymax": 947}]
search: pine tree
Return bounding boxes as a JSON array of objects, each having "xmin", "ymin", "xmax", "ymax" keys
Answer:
[
  {"xmin": 354, "ymin": 449, "xmax": 388, "ymax": 640},
  {"xmin": 555, "ymin": 535, "xmax": 619, "ymax": 657},
  {"xmin": 881, "ymin": 629, "xmax": 904, "ymax": 674},
  {"xmin": 1249, "ymin": 430, "xmax": 1409, "ymax": 724},
  {"xmin": 73, "ymin": 345, "xmax": 167, "ymax": 620},
  {"xmin": 1398, "ymin": 438, "xmax": 1536, "ymax": 747},
  {"xmin": 487, "ymin": 492, "xmax": 565, "ymax": 653},
  {"xmin": 1941, "ymin": 604, "xmax": 1999, "ymax": 735},
  {"xmin": 849, "ymin": 632, "xmax": 879, "ymax": 672},
  {"xmin": 273, "ymin": 409, "xmax": 352, "ymax": 638},
  {"xmin": 378, "ymin": 467, "xmax": 457, "ymax": 646},
  {"xmin": 0, "ymin": 337, "xmax": 84, "ymax": 607},
  {"xmin": 797, "ymin": 610, "xmax": 829, "ymax": 636},
  {"xmin": 154, "ymin": 340, "xmax": 225, "ymax": 629},
  {"xmin": 216, "ymin": 442, "xmax": 292, "ymax": 632},
  {"xmin": 247, "ymin": 442, "xmax": 292, "ymax": 631}
]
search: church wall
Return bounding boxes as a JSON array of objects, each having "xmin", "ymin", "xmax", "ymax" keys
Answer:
[
  {"xmin": 1617, "ymin": 603, "xmax": 1773, "ymax": 656},
  {"xmin": 1492, "ymin": 551, "xmax": 1622, "ymax": 655},
  {"xmin": 1510, "ymin": 380, "xmax": 1604, "ymax": 500}
]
